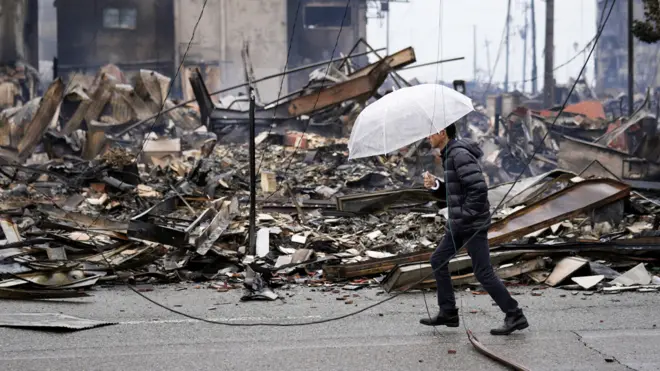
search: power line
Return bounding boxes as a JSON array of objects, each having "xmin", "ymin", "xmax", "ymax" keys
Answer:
[
  {"xmin": 479, "ymin": 16, "xmax": 509, "ymax": 103},
  {"xmin": 508, "ymin": 0, "xmax": 611, "ymax": 87},
  {"xmin": 260, "ymin": 0, "xmax": 353, "ymax": 204},
  {"xmin": 255, "ymin": 0, "xmax": 302, "ymax": 175}
]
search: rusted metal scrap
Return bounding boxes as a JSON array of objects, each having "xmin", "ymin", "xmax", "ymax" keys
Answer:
[
  {"xmin": 467, "ymin": 330, "xmax": 531, "ymax": 371},
  {"xmin": 558, "ymin": 135, "xmax": 660, "ymax": 182},
  {"xmin": 336, "ymin": 188, "xmax": 442, "ymax": 213},
  {"xmin": 127, "ymin": 196, "xmax": 198, "ymax": 247},
  {"xmin": 488, "ymin": 178, "xmax": 630, "ymax": 246},
  {"xmin": 325, "ymin": 178, "xmax": 631, "ymax": 279}
]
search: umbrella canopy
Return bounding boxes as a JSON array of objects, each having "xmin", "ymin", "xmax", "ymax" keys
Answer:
[{"xmin": 348, "ymin": 83, "xmax": 474, "ymax": 159}]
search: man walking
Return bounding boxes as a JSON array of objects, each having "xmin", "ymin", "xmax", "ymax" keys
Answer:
[{"xmin": 420, "ymin": 123, "xmax": 528, "ymax": 336}]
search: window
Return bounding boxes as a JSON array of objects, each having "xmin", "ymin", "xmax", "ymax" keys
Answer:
[
  {"xmin": 103, "ymin": 8, "xmax": 137, "ymax": 30},
  {"xmin": 304, "ymin": 5, "xmax": 352, "ymax": 28}
]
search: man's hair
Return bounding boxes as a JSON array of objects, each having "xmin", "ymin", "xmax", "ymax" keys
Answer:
[{"xmin": 445, "ymin": 124, "xmax": 457, "ymax": 139}]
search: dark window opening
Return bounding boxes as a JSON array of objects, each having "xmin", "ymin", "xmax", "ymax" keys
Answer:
[
  {"xmin": 304, "ymin": 6, "xmax": 351, "ymax": 28},
  {"xmin": 103, "ymin": 8, "xmax": 137, "ymax": 30}
]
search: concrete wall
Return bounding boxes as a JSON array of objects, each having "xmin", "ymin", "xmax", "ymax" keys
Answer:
[
  {"xmin": 221, "ymin": 0, "xmax": 288, "ymax": 104},
  {"xmin": 39, "ymin": 0, "xmax": 57, "ymax": 61},
  {"xmin": 174, "ymin": 0, "xmax": 223, "ymax": 98},
  {"xmin": 558, "ymin": 135, "xmax": 627, "ymax": 178},
  {"xmin": 595, "ymin": 0, "xmax": 660, "ymax": 96},
  {"xmin": 0, "ymin": 0, "xmax": 39, "ymax": 67},
  {"xmin": 56, "ymin": 0, "xmax": 175, "ymax": 78},
  {"xmin": 287, "ymin": 0, "xmax": 368, "ymax": 93},
  {"xmin": 175, "ymin": 0, "xmax": 287, "ymax": 104}
]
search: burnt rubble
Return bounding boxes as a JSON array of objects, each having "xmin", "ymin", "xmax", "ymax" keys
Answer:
[{"xmin": 0, "ymin": 52, "xmax": 659, "ymax": 301}]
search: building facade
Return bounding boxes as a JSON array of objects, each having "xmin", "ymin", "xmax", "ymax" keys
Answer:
[
  {"xmin": 54, "ymin": 0, "xmax": 367, "ymax": 102},
  {"xmin": 594, "ymin": 0, "xmax": 660, "ymax": 97},
  {"xmin": 0, "ymin": 0, "xmax": 39, "ymax": 67}
]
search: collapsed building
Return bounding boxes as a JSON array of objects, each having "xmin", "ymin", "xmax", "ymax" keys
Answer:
[{"xmin": 0, "ymin": 36, "xmax": 658, "ymax": 303}]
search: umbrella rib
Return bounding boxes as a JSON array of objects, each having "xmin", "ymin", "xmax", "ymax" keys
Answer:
[{"xmin": 383, "ymin": 99, "xmax": 389, "ymax": 156}]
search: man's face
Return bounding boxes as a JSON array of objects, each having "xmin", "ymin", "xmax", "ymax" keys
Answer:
[{"xmin": 428, "ymin": 131, "xmax": 449, "ymax": 150}]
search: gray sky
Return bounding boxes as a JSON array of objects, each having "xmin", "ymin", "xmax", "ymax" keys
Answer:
[{"xmin": 366, "ymin": 0, "xmax": 597, "ymax": 93}]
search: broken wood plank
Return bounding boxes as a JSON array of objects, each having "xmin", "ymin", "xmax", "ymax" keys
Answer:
[
  {"xmin": 17, "ymin": 79, "xmax": 65, "ymax": 160},
  {"xmin": 384, "ymin": 257, "xmax": 545, "ymax": 292},
  {"xmin": 545, "ymin": 256, "xmax": 589, "ymax": 287},
  {"xmin": 287, "ymin": 60, "xmax": 391, "ymax": 117},
  {"xmin": 349, "ymin": 47, "xmax": 416, "ymax": 79},
  {"xmin": 380, "ymin": 251, "xmax": 525, "ymax": 292}
]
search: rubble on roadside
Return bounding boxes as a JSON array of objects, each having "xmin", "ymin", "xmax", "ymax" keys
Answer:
[{"xmin": 0, "ymin": 48, "xmax": 659, "ymax": 301}]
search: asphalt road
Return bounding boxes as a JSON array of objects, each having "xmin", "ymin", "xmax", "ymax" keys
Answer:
[{"xmin": 0, "ymin": 284, "xmax": 658, "ymax": 371}]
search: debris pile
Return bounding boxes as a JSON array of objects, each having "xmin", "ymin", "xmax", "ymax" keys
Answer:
[
  {"xmin": 0, "ymin": 126, "xmax": 658, "ymax": 299},
  {"xmin": 0, "ymin": 44, "xmax": 659, "ymax": 301}
]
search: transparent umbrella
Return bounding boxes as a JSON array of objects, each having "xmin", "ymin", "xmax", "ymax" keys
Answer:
[{"xmin": 348, "ymin": 83, "xmax": 474, "ymax": 159}]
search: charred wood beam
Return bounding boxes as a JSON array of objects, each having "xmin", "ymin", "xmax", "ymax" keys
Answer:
[{"xmin": 113, "ymin": 48, "xmax": 385, "ymax": 136}]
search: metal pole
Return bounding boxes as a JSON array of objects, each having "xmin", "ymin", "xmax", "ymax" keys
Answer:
[
  {"xmin": 473, "ymin": 25, "xmax": 477, "ymax": 81},
  {"xmin": 522, "ymin": 4, "xmax": 528, "ymax": 93},
  {"xmin": 386, "ymin": 3, "xmax": 390, "ymax": 55},
  {"xmin": 401, "ymin": 57, "xmax": 465, "ymax": 70},
  {"xmin": 248, "ymin": 86, "xmax": 256, "ymax": 255},
  {"xmin": 531, "ymin": 0, "xmax": 538, "ymax": 95},
  {"xmin": 543, "ymin": 0, "xmax": 555, "ymax": 107},
  {"xmin": 628, "ymin": 0, "xmax": 634, "ymax": 116},
  {"xmin": 505, "ymin": 0, "xmax": 511, "ymax": 92}
]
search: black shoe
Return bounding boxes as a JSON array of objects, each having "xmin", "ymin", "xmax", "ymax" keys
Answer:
[
  {"xmin": 490, "ymin": 308, "xmax": 529, "ymax": 335},
  {"xmin": 419, "ymin": 309, "xmax": 459, "ymax": 327}
]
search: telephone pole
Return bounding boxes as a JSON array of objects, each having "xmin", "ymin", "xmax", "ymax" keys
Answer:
[
  {"xmin": 522, "ymin": 3, "xmax": 529, "ymax": 93},
  {"xmin": 386, "ymin": 3, "xmax": 390, "ymax": 55},
  {"xmin": 473, "ymin": 25, "xmax": 477, "ymax": 81},
  {"xmin": 531, "ymin": 0, "xmax": 538, "ymax": 95},
  {"xmin": 505, "ymin": 0, "xmax": 512, "ymax": 92},
  {"xmin": 543, "ymin": 0, "xmax": 555, "ymax": 107},
  {"xmin": 628, "ymin": 0, "xmax": 634, "ymax": 116}
]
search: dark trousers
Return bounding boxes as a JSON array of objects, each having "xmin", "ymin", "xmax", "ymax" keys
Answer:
[{"xmin": 430, "ymin": 230, "xmax": 519, "ymax": 313}]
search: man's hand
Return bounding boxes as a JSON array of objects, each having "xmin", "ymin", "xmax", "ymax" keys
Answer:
[{"xmin": 423, "ymin": 171, "xmax": 437, "ymax": 189}]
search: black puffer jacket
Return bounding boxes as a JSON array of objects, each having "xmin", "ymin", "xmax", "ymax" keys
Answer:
[{"xmin": 431, "ymin": 138, "xmax": 490, "ymax": 235}]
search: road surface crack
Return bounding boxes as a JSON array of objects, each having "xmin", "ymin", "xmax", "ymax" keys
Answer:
[{"xmin": 571, "ymin": 331, "xmax": 637, "ymax": 371}]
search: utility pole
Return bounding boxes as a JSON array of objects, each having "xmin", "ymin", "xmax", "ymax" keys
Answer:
[
  {"xmin": 248, "ymin": 87, "xmax": 256, "ymax": 254},
  {"xmin": 531, "ymin": 0, "xmax": 538, "ymax": 95},
  {"xmin": 505, "ymin": 0, "xmax": 512, "ymax": 92},
  {"xmin": 385, "ymin": 1, "xmax": 390, "ymax": 55},
  {"xmin": 473, "ymin": 25, "xmax": 477, "ymax": 81},
  {"xmin": 522, "ymin": 3, "xmax": 529, "ymax": 93},
  {"xmin": 485, "ymin": 39, "xmax": 492, "ymax": 79},
  {"xmin": 628, "ymin": 0, "xmax": 634, "ymax": 116},
  {"xmin": 543, "ymin": 0, "xmax": 555, "ymax": 108}
]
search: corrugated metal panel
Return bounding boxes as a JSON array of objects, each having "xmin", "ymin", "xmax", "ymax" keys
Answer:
[{"xmin": 107, "ymin": 89, "xmax": 135, "ymax": 124}]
